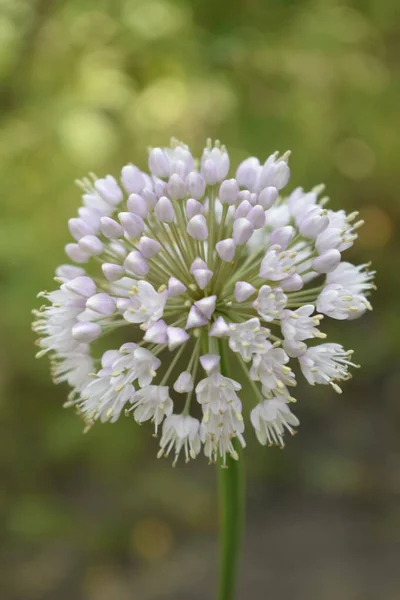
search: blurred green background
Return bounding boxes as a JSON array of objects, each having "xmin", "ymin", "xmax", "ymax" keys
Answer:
[{"xmin": 1, "ymin": 0, "xmax": 400, "ymax": 598}]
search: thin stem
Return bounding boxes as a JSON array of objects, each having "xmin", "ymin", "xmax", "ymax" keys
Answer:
[{"xmin": 217, "ymin": 339, "xmax": 245, "ymax": 600}]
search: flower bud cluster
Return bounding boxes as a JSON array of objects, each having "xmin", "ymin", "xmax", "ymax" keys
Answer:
[{"xmin": 33, "ymin": 138, "xmax": 374, "ymax": 464}]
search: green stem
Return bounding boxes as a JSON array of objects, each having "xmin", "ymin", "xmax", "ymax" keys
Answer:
[{"xmin": 217, "ymin": 340, "xmax": 245, "ymax": 600}]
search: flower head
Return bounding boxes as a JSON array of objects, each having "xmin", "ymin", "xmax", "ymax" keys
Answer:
[{"xmin": 33, "ymin": 138, "xmax": 374, "ymax": 464}]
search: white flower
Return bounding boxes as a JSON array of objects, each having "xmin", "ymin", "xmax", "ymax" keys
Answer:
[
  {"xmin": 201, "ymin": 407, "xmax": 245, "ymax": 464},
  {"xmin": 129, "ymin": 385, "xmax": 173, "ymax": 432},
  {"xmin": 122, "ymin": 281, "xmax": 168, "ymax": 328},
  {"xmin": 196, "ymin": 372, "xmax": 242, "ymax": 418},
  {"xmin": 250, "ymin": 348, "xmax": 296, "ymax": 394},
  {"xmin": 253, "ymin": 285, "xmax": 287, "ymax": 322},
  {"xmin": 298, "ymin": 343, "xmax": 357, "ymax": 392},
  {"xmin": 316, "ymin": 284, "xmax": 371, "ymax": 320},
  {"xmin": 79, "ymin": 367, "xmax": 136, "ymax": 423},
  {"xmin": 228, "ymin": 318, "xmax": 270, "ymax": 362},
  {"xmin": 326, "ymin": 262, "xmax": 375, "ymax": 295},
  {"xmin": 34, "ymin": 139, "xmax": 373, "ymax": 462},
  {"xmin": 158, "ymin": 414, "xmax": 201, "ymax": 464},
  {"xmin": 315, "ymin": 209, "xmax": 361, "ymax": 254},
  {"xmin": 250, "ymin": 396, "xmax": 299, "ymax": 446},
  {"xmin": 259, "ymin": 245, "xmax": 299, "ymax": 281},
  {"xmin": 281, "ymin": 305, "xmax": 325, "ymax": 346},
  {"xmin": 111, "ymin": 343, "xmax": 161, "ymax": 387},
  {"xmin": 51, "ymin": 348, "xmax": 94, "ymax": 395}
]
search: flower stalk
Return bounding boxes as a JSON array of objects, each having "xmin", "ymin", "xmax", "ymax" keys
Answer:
[{"xmin": 217, "ymin": 340, "xmax": 245, "ymax": 600}]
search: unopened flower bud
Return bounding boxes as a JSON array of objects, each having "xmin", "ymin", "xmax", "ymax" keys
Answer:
[
  {"xmin": 219, "ymin": 179, "xmax": 239, "ymax": 205},
  {"xmin": 155, "ymin": 196, "xmax": 175, "ymax": 223},
  {"xmin": 127, "ymin": 194, "xmax": 149, "ymax": 218}
]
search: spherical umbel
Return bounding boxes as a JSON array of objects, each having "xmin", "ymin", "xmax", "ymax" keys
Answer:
[{"xmin": 33, "ymin": 138, "xmax": 374, "ymax": 465}]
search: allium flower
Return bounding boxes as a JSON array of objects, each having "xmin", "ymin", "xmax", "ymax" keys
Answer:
[{"xmin": 33, "ymin": 138, "xmax": 374, "ymax": 464}]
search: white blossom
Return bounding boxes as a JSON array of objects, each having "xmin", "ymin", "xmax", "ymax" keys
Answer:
[
  {"xmin": 250, "ymin": 347, "xmax": 296, "ymax": 394},
  {"xmin": 253, "ymin": 285, "xmax": 287, "ymax": 322},
  {"xmin": 228, "ymin": 318, "xmax": 270, "ymax": 362},
  {"xmin": 129, "ymin": 385, "xmax": 173, "ymax": 432},
  {"xmin": 158, "ymin": 414, "xmax": 201, "ymax": 464},
  {"xmin": 250, "ymin": 396, "xmax": 299, "ymax": 447},
  {"xmin": 34, "ymin": 139, "xmax": 373, "ymax": 462},
  {"xmin": 298, "ymin": 343, "xmax": 358, "ymax": 392},
  {"xmin": 316, "ymin": 284, "xmax": 371, "ymax": 320},
  {"xmin": 326, "ymin": 262, "xmax": 375, "ymax": 295}
]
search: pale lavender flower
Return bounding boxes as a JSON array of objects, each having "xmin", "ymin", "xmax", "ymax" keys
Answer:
[{"xmin": 33, "ymin": 138, "xmax": 374, "ymax": 463}]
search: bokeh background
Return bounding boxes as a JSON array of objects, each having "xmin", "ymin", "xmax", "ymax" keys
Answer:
[{"xmin": 1, "ymin": 0, "xmax": 400, "ymax": 598}]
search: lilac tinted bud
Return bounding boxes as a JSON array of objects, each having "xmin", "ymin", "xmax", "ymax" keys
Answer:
[
  {"xmin": 109, "ymin": 241, "xmax": 127, "ymax": 259},
  {"xmin": 187, "ymin": 215, "xmax": 208, "ymax": 241},
  {"xmin": 186, "ymin": 198, "xmax": 203, "ymax": 219},
  {"xmin": 234, "ymin": 281, "xmax": 256, "ymax": 303},
  {"xmin": 121, "ymin": 165, "xmax": 145, "ymax": 194},
  {"xmin": 185, "ymin": 306, "xmax": 209, "ymax": 329},
  {"xmin": 200, "ymin": 353, "xmax": 221, "ymax": 374},
  {"xmin": 202, "ymin": 159, "xmax": 218, "ymax": 185},
  {"xmin": 102, "ymin": 263, "xmax": 125, "ymax": 281},
  {"xmin": 100, "ymin": 216, "xmax": 123, "ymax": 239},
  {"xmin": 186, "ymin": 172, "xmax": 206, "ymax": 200},
  {"xmin": 202, "ymin": 146, "xmax": 230, "ymax": 182},
  {"xmin": 260, "ymin": 159, "xmax": 290, "ymax": 190},
  {"xmin": 72, "ymin": 322, "xmax": 102, "ymax": 343},
  {"xmin": 247, "ymin": 205, "xmax": 266, "ymax": 229},
  {"xmin": 86, "ymin": 293, "xmax": 115, "ymax": 315},
  {"xmin": 127, "ymin": 194, "xmax": 148, "ymax": 218},
  {"xmin": 78, "ymin": 235, "xmax": 104, "ymax": 255},
  {"xmin": 173, "ymin": 371, "xmax": 194, "ymax": 393},
  {"xmin": 124, "ymin": 251, "xmax": 149, "ymax": 277},
  {"xmin": 233, "ymin": 218, "xmax": 254, "ymax": 245},
  {"xmin": 154, "ymin": 179, "xmax": 167, "ymax": 198},
  {"xmin": 116, "ymin": 298, "xmax": 131, "ymax": 313},
  {"xmin": 78, "ymin": 207, "xmax": 102, "ymax": 230},
  {"xmin": 258, "ymin": 186, "xmax": 278, "ymax": 209},
  {"xmin": 236, "ymin": 157, "xmax": 260, "ymax": 190},
  {"xmin": 141, "ymin": 187, "xmax": 157, "ymax": 209},
  {"xmin": 94, "ymin": 176, "xmax": 123, "ymax": 205},
  {"xmin": 167, "ymin": 326, "xmax": 190, "ymax": 350},
  {"xmin": 144, "ymin": 320, "xmax": 168, "ymax": 344},
  {"xmin": 168, "ymin": 277, "xmax": 187, "ymax": 296},
  {"xmin": 270, "ymin": 226, "xmax": 295, "ymax": 249},
  {"xmin": 216, "ymin": 238, "xmax": 236, "ymax": 262},
  {"xmin": 65, "ymin": 243, "xmax": 90, "ymax": 263},
  {"xmin": 280, "ymin": 274, "xmax": 304, "ymax": 292},
  {"xmin": 195, "ymin": 295, "xmax": 216, "ymax": 319},
  {"xmin": 192, "ymin": 269, "xmax": 213, "ymax": 290},
  {"xmin": 190, "ymin": 257, "xmax": 207, "ymax": 273},
  {"xmin": 167, "ymin": 174, "xmax": 186, "ymax": 200},
  {"xmin": 219, "ymin": 179, "xmax": 239, "ymax": 205},
  {"xmin": 148, "ymin": 148, "xmax": 170, "ymax": 178},
  {"xmin": 68, "ymin": 218, "xmax": 94, "ymax": 241},
  {"xmin": 64, "ymin": 276, "xmax": 96, "ymax": 297},
  {"xmin": 209, "ymin": 316, "xmax": 230, "ymax": 337},
  {"xmin": 312, "ymin": 249, "xmax": 341, "ymax": 274},
  {"xmin": 238, "ymin": 190, "xmax": 251, "ymax": 203},
  {"xmin": 138, "ymin": 237, "xmax": 162, "ymax": 258},
  {"xmin": 118, "ymin": 212, "xmax": 145, "ymax": 239},
  {"xmin": 154, "ymin": 196, "xmax": 175, "ymax": 223},
  {"xmin": 299, "ymin": 207, "xmax": 329, "ymax": 239},
  {"xmin": 172, "ymin": 160, "xmax": 186, "ymax": 179},
  {"xmin": 234, "ymin": 200, "xmax": 252, "ymax": 219}
]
